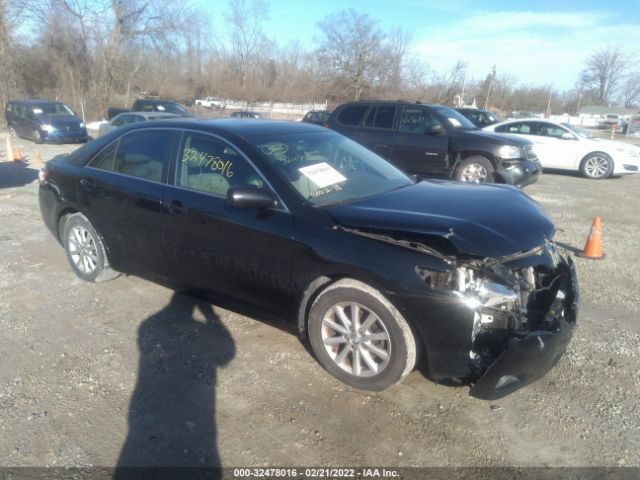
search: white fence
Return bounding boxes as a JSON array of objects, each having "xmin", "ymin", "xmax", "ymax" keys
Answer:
[{"xmin": 223, "ymin": 101, "xmax": 327, "ymax": 117}]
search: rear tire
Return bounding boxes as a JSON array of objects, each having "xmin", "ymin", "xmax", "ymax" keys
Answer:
[
  {"xmin": 454, "ymin": 156, "xmax": 495, "ymax": 183},
  {"xmin": 308, "ymin": 279, "xmax": 417, "ymax": 391},
  {"xmin": 62, "ymin": 213, "xmax": 119, "ymax": 282}
]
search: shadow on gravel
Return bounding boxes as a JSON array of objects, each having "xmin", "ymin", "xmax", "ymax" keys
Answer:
[
  {"xmin": 114, "ymin": 292, "xmax": 235, "ymax": 479},
  {"xmin": 0, "ymin": 161, "xmax": 38, "ymax": 189}
]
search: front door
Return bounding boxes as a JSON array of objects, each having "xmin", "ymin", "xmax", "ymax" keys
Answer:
[
  {"xmin": 160, "ymin": 131, "xmax": 295, "ymax": 316},
  {"xmin": 392, "ymin": 106, "xmax": 449, "ymax": 176}
]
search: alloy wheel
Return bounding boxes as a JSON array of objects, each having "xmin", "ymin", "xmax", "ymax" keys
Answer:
[
  {"xmin": 460, "ymin": 163, "xmax": 488, "ymax": 183},
  {"xmin": 321, "ymin": 302, "xmax": 391, "ymax": 377},
  {"xmin": 584, "ymin": 156, "xmax": 610, "ymax": 178},
  {"xmin": 67, "ymin": 226, "xmax": 99, "ymax": 274}
]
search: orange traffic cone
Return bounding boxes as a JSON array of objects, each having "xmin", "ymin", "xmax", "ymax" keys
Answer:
[
  {"xmin": 578, "ymin": 216, "xmax": 605, "ymax": 259},
  {"xmin": 6, "ymin": 137, "xmax": 15, "ymax": 162},
  {"xmin": 13, "ymin": 145, "xmax": 23, "ymax": 162},
  {"xmin": 34, "ymin": 149, "xmax": 43, "ymax": 166}
]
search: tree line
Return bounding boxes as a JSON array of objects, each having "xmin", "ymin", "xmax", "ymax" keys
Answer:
[{"xmin": 1, "ymin": 0, "xmax": 639, "ymax": 121}]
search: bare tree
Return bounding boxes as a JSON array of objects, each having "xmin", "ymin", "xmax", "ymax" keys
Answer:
[
  {"xmin": 621, "ymin": 72, "xmax": 640, "ymax": 108},
  {"xmin": 316, "ymin": 9, "xmax": 385, "ymax": 101},
  {"xmin": 580, "ymin": 47, "xmax": 627, "ymax": 103},
  {"xmin": 225, "ymin": 0, "xmax": 269, "ymax": 99}
]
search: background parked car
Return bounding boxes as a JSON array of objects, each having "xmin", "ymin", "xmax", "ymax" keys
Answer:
[
  {"xmin": 5, "ymin": 99, "xmax": 88, "ymax": 144},
  {"xmin": 455, "ymin": 108, "xmax": 502, "ymax": 128},
  {"xmin": 195, "ymin": 97, "xmax": 224, "ymax": 109},
  {"xmin": 98, "ymin": 112, "xmax": 179, "ymax": 137},
  {"xmin": 328, "ymin": 101, "xmax": 540, "ymax": 186},
  {"xmin": 302, "ymin": 110, "xmax": 331, "ymax": 126},
  {"xmin": 107, "ymin": 99, "xmax": 192, "ymax": 120},
  {"xmin": 484, "ymin": 118, "xmax": 640, "ymax": 179},
  {"xmin": 230, "ymin": 111, "xmax": 262, "ymax": 118}
]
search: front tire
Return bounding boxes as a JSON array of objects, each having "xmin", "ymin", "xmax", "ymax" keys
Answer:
[
  {"xmin": 62, "ymin": 213, "xmax": 118, "ymax": 282},
  {"xmin": 454, "ymin": 156, "xmax": 495, "ymax": 183},
  {"xmin": 308, "ymin": 279, "xmax": 418, "ymax": 391},
  {"xmin": 580, "ymin": 153, "xmax": 613, "ymax": 179}
]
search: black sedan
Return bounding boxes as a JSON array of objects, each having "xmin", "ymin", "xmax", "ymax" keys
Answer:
[{"xmin": 38, "ymin": 119, "xmax": 578, "ymax": 398}]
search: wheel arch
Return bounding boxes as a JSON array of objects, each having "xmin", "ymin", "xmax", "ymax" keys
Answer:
[
  {"xmin": 296, "ymin": 275, "xmax": 424, "ymax": 360},
  {"xmin": 450, "ymin": 151, "xmax": 497, "ymax": 177}
]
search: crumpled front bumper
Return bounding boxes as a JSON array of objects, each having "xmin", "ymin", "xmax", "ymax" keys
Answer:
[
  {"xmin": 497, "ymin": 159, "xmax": 541, "ymax": 188},
  {"xmin": 470, "ymin": 257, "xmax": 579, "ymax": 400}
]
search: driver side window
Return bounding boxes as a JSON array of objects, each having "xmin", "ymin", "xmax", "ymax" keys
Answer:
[
  {"xmin": 176, "ymin": 133, "xmax": 264, "ymax": 197},
  {"xmin": 399, "ymin": 107, "xmax": 439, "ymax": 133}
]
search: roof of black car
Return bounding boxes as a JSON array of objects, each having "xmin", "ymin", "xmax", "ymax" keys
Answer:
[
  {"xmin": 139, "ymin": 118, "xmax": 326, "ymax": 137},
  {"xmin": 13, "ymin": 99, "xmax": 65, "ymax": 105},
  {"xmin": 337, "ymin": 100, "xmax": 446, "ymax": 108}
]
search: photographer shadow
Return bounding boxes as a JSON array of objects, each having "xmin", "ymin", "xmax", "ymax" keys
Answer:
[{"xmin": 114, "ymin": 292, "xmax": 235, "ymax": 479}]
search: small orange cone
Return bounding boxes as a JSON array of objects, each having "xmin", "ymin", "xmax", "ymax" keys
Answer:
[
  {"xmin": 578, "ymin": 216, "xmax": 605, "ymax": 259},
  {"xmin": 6, "ymin": 137, "xmax": 15, "ymax": 162},
  {"xmin": 13, "ymin": 145, "xmax": 23, "ymax": 162},
  {"xmin": 34, "ymin": 149, "xmax": 43, "ymax": 166}
]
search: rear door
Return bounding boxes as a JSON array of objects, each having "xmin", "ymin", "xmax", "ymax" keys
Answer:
[
  {"xmin": 392, "ymin": 106, "xmax": 448, "ymax": 175},
  {"xmin": 355, "ymin": 105, "xmax": 398, "ymax": 161},
  {"xmin": 79, "ymin": 128, "xmax": 179, "ymax": 276},
  {"xmin": 160, "ymin": 130, "xmax": 295, "ymax": 315}
]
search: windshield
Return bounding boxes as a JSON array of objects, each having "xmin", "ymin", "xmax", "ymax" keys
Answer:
[
  {"xmin": 156, "ymin": 102, "xmax": 187, "ymax": 114},
  {"xmin": 31, "ymin": 103, "xmax": 74, "ymax": 118},
  {"xmin": 250, "ymin": 131, "xmax": 412, "ymax": 206},
  {"xmin": 433, "ymin": 106, "xmax": 477, "ymax": 129},
  {"xmin": 562, "ymin": 123, "xmax": 592, "ymax": 138}
]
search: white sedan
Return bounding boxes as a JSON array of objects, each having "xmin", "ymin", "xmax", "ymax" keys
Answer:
[{"xmin": 483, "ymin": 119, "xmax": 640, "ymax": 179}]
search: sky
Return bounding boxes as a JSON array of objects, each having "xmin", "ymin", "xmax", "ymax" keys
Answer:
[{"xmin": 202, "ymin": 0, "xmax": 640, "ymax": 91}]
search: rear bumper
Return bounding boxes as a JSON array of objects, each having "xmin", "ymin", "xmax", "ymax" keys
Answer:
[
  {"xmin": 497, "ymin": 159, "xmax": 541, "ymax": 188},
  {"xmin": 470, "ymin": 257, "xmax": 579, "ymax": 400}
]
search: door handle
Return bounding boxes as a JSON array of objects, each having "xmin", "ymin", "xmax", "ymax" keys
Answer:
[
  {"xmin": 79, "ymin": 178, "xmax": 96, "ymax": 191},
  {"xmin": 165, "ymin": 200, "xmax": 187, "ymax": 215}
]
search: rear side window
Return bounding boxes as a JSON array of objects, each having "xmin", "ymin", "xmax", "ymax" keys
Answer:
[
  {"xmin": 91, "ymin": 130, "xmax": 173, "ymax": 182},
  {"xmin": 363, "ymin": 106, "xmax": 397, "ymax": 129},
  {"xmin": 90, "ymin": 141, "xmax": 118, "ymax": 170},
  {"xmin": 337, "ymin": 105, "xmax": 368, "ymax": 126}
]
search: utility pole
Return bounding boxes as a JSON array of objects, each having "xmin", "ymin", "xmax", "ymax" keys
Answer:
[
  {"xmin": 484, "ymin": 65, "xmax": 496, "ymax": 110},
  {"xmin": 546, "ymin": 88, "xmax": 553, "ymax": 118}
]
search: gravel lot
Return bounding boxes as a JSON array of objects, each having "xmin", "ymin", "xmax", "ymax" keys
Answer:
[{"xmin": 0, "ymin": 131, "xmax": 639, "ymax": 471}]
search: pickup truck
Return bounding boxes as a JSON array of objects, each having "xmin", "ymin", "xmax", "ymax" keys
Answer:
[
  {"xmin": 195, "ymin": 97, "xmax": 224, "ymax": 109},
  {"xmin": 107, "ymin": 99, "xmax": 192, "ymax": 120}
]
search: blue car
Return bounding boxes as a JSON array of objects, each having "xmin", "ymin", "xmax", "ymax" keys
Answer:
[{"xmin": 5, "ymin": 99, "xmax": 89, "ymax": 144}]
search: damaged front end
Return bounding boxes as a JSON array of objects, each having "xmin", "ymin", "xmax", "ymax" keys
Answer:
[{"xmin": 418, "ymin": 241, "xmax": 579, "ymax": 399}]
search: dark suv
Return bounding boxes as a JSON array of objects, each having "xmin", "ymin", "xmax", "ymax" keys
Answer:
[
  {"xmin": 328, "ymin": 101, "xmax": 540, "ymax": 186},
  {"xmin": 5, "ymin": 100, "xmax": 88, "ymax": 144}
]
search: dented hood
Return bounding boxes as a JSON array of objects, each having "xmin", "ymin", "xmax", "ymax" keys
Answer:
[{"xmin": 325, "ymin": 180, "xmax": 554, "ymax": 258}]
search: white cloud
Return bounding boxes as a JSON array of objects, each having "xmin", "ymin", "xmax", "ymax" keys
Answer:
[{"xmin": 411, "ymin": 11, "xmax": 640, "ymax": 89}]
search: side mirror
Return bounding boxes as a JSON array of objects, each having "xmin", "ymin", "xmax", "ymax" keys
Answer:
[
  {"xmin": 561, "ymin": 132, "xmax": 576, "ymax": 140},
  {"xmin": 226, "ymin": 186, "xmax": 277, "ymax": 209},
  {"xmin": 426, "ymin": 124, "xmax": 444, "ymax": 135}
]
